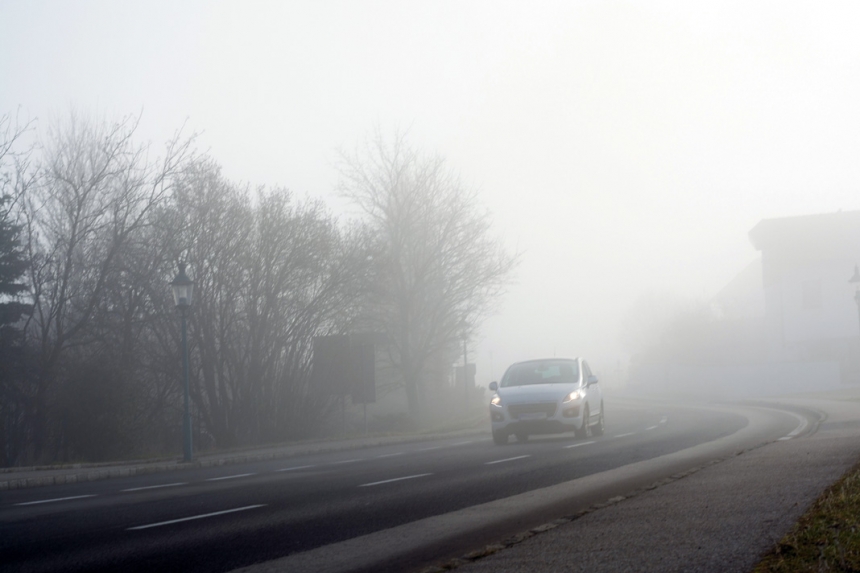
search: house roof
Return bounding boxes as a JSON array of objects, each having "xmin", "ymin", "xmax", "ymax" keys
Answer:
[{"xmin": 749, "ymin": 210, "xmax": 860, "ymax": 253}]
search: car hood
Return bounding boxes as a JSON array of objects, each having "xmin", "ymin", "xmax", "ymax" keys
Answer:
[{"xmin": 497, "ymin": 383, "xmax": 576, "ymax": 404}]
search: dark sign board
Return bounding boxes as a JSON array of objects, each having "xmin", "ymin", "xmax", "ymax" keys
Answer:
[
  {"xmin": 311, "ymin": 335, "xmax": 376, "ymax": 403},
  {"xmin": 350, "ymin": 342, "xmax": 376, "ymax": 404},
  {"xmin": 311, "ymin": 335, "xmax": 351, "ymax": 395}
]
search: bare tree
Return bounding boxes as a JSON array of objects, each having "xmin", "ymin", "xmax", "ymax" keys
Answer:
[
  {"xmin": 337, "ymin": 131, "xmax": 517, "ymax": 422},
  {"xmin": 169, "ymin": 159, "xmax": 373, "ymax": 447},
  {"xmin": 20, "ymin": 111, "xmax": 195, "ymax": 460}
]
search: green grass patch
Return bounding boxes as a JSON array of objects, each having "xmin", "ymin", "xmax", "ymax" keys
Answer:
[{"xmin": 754, "ymin": 459, "xmax": 860, "ymax": 572}]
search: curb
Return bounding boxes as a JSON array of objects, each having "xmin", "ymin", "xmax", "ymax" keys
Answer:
[{"xmin": 0, "ymin": 427, "xmax": 489, "ymax": 491}]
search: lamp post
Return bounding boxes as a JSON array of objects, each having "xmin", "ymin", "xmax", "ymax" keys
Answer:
[
  {"xmin": 171, "ymin": 262, "xmax": 194, "ymax": 462},
  {"xmin": 459, "ymin": 320, "xmax": 470, "ymax": 412}
]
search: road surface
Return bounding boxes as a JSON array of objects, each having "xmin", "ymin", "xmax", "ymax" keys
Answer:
[{"xmin": 1, "ymin": 397, "xmax": 808, "ymax": 573}]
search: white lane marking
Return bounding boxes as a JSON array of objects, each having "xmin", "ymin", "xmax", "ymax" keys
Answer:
[
  {"xmin": 778, "ymin": 437, "xmax": 792, "ymax": 441},
  {"xmin": 376, "ymin": 453, "xmax": 404, "ymax": 459},
  {"xmin": 485, "ymin": 455, "xmax": 531, "ymax": 465},
  {"xmin": 359, "ymin": 473, "xmax": 433, "ymax": 487},
  {"xmin": 15, "ymin": 494, "xmax": 97, "ymax": 506},
  {"xmin": 205, "ymin": 473, "xmax": 255, "ymax": 482},
  {"xmin": 127, "ymin": 504, "xmax": 266, "ymax": 530},
  {"xmin": 645, "ymin": 425, "xmax": 659, "ymax": 431},
  {"xmin": 417, "ymin": 446, "xmax": 442, "ymax": 451},
  {"xmin": 332, "ymin": 459, "xmax": 361, "ymax": 465},
  {"xmin": 659, "ymin": 416, "xmax": 668, "ymax": 424},
  {"xmin": 122, "ymin": 482, "xmax": 186, "ymax": 492},
  {"xmin": 451, "ymin": 440, "xmax": 474, "ymax": 446},
  {"xmin": 276, "ymin": 465, "xmax": 316, "ymax": 472},
  {"xmin": 614, "ymin": 432, "xmax": 636, "ymax": 438},
  {"xmin": 564, "ymin": 440, "xmax": 595, "ymax": 449},
  {"xmin": 780, "ymin": 412, "xmax": 809, "ymax": 440}
]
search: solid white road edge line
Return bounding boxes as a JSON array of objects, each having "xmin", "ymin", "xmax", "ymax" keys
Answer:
[
  {"xmin": 485, "ymin": 455, "xmax": 531, "ymax": 465},
  {"xmin": 127, "ymin": 504, "xmax": 267, "ymax": 530},
  {"xmin": 376, "ymin": 453, "xmax": 404, "ymax": 458},
  {"xmin": 564, "ymin": 441, "xmax": 595, "ymax": 449},
  {"xmin": 359, "ymin": 473, "xmax": 433, "ymax": 487},
  {"xmin": 122, "ymin": 482, "xmax": 187, "ymax": 492},
  {"xmin": 205, "ymin": 473, "xmax": 256, "ymax": 482},
  {"xmin": 332, "ymin": 459, "xmax": 362, "ymax": 464},
  {"xmin": 276, "ymin": 465, "xmax": 316, "ymax": 472},
  {"xmin": 778, "ymin": 411, "xmax": 809, "ymax": 440},
  {"xmin": 451, "ymin": 440, "xmax": 474, "ymax": 446},
  {"xmin": 15, "ymin": 494, "xmax": 97, "ymax": 506}
]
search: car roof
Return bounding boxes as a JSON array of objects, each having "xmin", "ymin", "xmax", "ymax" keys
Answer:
[{"xmin": 511, "ymin": 357, "xmax": 579, "ymax": 365}]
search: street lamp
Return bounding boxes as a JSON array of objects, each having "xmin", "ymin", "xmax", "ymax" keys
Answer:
[
  {"xmin": 459, "ymin": 320, "xmax": 470, "ymax": 412},
  {"xmin": 171, "ymin": 262, "xmax": 194, "ymax": 462}
]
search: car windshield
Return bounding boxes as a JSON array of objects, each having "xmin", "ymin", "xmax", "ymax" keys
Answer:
[{"xmin": 500, "ymin": 360, "xmax": 579, "ymax": 387}]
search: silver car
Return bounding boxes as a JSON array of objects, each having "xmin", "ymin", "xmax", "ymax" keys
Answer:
[{"xmin": 488, "ymin": 358, "xmax": 604, "ymax": 444}]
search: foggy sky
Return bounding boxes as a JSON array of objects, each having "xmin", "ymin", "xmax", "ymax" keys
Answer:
[{"xmin": 3, "ymin": 0, "xmax": 860, "ymax": 384}]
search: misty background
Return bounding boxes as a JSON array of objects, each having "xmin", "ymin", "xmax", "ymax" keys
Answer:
[{"xmin": 2, "ymin": 1, "xmax": 860, "ymax": 461}]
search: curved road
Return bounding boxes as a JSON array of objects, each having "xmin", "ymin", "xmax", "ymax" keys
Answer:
[{"xmin": 0, "ymin": 397, "xmax": 811, "ymax": 573}]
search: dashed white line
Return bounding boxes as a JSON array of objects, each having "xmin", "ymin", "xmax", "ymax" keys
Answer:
[
  {"xmin": 659, "ymin": 416, "xmax": 668, "ymax": 424},
  {"xmin": 485, "ymin": 455, "xmax": 531, "ymax": 465},
  {"xmin": 127, "ymin": 504, "xmax": 267, "ymax": 530},
  {"xmin": 276, "ymin": 465, "xmax": 316, "ymax": 472},
  {"xmin": 645, "ymin": 425, "xmax": 659, "ymax": 431},
  {"xmin": 614, "ymin": 432, "xmax": 636, "ymax": 438},
  {"xmin": 451, "ymin": 440, "xmax": 474, "ymax": 446},
  {"xmin": 122, "ymin": 482, "xmax": 186, "ymax": 492},
  {"xmin": 205, "ymin": 473, "xmax": 255, "ymax": 482},
  {"xmin": 376, "ymin": 453, "xmax": 404, "ymax": 458},
  {"xmin": 359, "ymin": 473, "xmax": 433, "ymax": 487},
  {"xmin": 564, "ymin": 440, "xmax": 595, "ymax": 449},
  {"xmin": 417, "ymin": 446, "xmax": 442, "ymax": 451},
  {"xmin": 15, "ymin": 494, "xmax": 97, "ymax": 506},
  {"xmin": 331, "ymin": 459, "xmax": 361, "ymax": 465}
]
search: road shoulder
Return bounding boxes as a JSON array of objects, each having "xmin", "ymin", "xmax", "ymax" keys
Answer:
[{"xmin": 448, "ymin": 396, "xmax": 860, "ymax": 573}]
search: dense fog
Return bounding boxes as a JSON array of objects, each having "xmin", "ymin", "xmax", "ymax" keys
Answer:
[{"xmin": 2, "ymin": 1, "xmax": 860, "ymax": 462}]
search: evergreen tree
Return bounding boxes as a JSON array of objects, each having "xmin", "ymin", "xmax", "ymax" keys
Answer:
[{"xmin": 0, "ymin": 193, "xmax": 28, "ymax": 327}]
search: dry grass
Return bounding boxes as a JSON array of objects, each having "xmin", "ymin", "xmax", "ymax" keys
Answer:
[{"xmin": 754, "ymin": 460, "xmax": 860, "ymax": 572}]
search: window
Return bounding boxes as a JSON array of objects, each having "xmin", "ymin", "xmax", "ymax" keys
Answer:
[{"xmin": 501, "ymin": 360, "xmax": 580, "ymax": 387}]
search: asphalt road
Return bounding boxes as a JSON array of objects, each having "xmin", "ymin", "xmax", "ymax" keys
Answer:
[{"xmin": 0, "ymin": 398, "xmax": 803, "ymax": 573}]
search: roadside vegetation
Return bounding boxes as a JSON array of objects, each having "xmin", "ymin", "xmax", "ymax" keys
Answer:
[
  {"xmin": 0, "ymin": 110, "xmax": 516, "ymax": 466},
  {"xmin": 754, "ymin": 459, "xmax": 860, "ymax": 572}
]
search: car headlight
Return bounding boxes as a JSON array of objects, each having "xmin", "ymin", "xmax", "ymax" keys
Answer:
[
  {"xmin": 490, "ymin": 395, "xmax": 502, "ymax": 406},
  {"xmin": 563, "ymin": 389, "xmax": 584, "ymax": 403}
]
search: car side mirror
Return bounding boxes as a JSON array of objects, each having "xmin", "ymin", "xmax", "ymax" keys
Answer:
[
  {"xmin": 587, "ymin": 375, "xmax": 599, "ymax": 386},
  {"xmin": 489, "ymin": 381, "xmax": 498, "ymax": 392}
]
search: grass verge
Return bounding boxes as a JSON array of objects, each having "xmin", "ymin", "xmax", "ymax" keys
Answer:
[{"xmin": 753, "ymin": 459, "xmax": 860, "ymax": 572}]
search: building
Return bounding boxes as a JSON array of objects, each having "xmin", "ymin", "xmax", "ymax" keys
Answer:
[
  {"xmin": 632, "ymin": 210, "xmax": 860, "ymax": 397},
  {"xmin": 748, "ymin": 210, "xmax": 860, "ymax": 389}
]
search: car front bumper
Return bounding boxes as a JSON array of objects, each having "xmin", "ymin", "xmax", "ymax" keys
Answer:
[{"xmin": 489, "ymin": 400, "xmax": 585, "ymax": 435}]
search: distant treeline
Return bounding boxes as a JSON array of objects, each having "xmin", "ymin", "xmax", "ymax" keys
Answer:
[{"xmin": 0, "ymin": 112, "xmax": 516, "ymax": 466}]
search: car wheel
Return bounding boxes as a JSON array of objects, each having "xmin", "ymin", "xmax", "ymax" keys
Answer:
[
  {"xmin": 515, "ymin": 432, "xmax": 529, "ymax": 443},
  {"xmin": 575, "ymin": 405, "xmax": 592, "ymax": 439},
  {"xmin": 492, "ymin": 430, "xmax": 509, "ymax": 445},
  {"xmin": 592, "ymin": 403, "xmax": 605, "ymax": 436}
]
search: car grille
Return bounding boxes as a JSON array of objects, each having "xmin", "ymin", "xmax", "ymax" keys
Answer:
[{"xmin": 509, "ymin": 403, "xmax": 557, "ymax": 419}]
